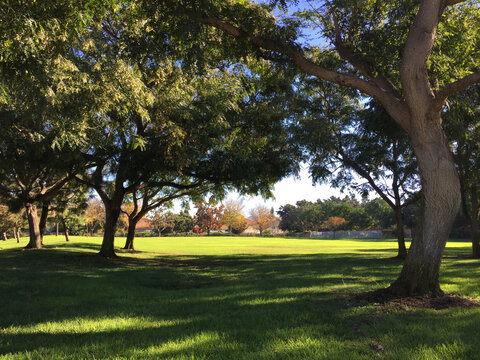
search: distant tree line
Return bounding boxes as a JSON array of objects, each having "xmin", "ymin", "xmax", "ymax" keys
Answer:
[{"xmin": 278, "ymin": 196, "xmax": 398, "ymax": 233}]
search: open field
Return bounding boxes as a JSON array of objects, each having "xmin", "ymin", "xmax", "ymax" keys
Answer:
[{"xmin": 1, "ymin": 235, "xmax": 479, "ymax": 359}]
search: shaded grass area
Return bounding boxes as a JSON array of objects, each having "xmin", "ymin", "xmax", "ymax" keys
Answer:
[{"xmin": 0, "ymin": 236, "xmax": 479, "ymax": 359}]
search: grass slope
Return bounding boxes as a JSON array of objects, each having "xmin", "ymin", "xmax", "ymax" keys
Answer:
[{"xmin": 0, "ymin": 235, "xmax": 479, "ymax": 359}]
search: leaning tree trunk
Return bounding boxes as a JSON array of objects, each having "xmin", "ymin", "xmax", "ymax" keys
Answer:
[
  {"xmin": 24, "ymin": 203, "xmax": 42, "ymax": 249},
  {"xmin": 123, "ymin": 218, "xmax": 138, "ymax": 250},
  {"xmin": 99, "ymin": 202, "xmax": 122, "ymax": 258},
  {"xmin": 394, "ymin": 208, "xmax": 408, "ymax": 259},
  {"xmin": 389, "ymin": 125, "xmax": 460, "ymax": 296},
  {"xmin": 470, "ymin": 185, "xmax": 480, "ymax": 258},
  {"xmin": 61, "ymin": 217, "xmax": 70, "ymax": 242}
]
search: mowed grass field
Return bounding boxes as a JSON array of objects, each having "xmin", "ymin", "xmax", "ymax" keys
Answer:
[{"xmin": 1, "ymin": 235, "xmax": 479, "ymax": 359}]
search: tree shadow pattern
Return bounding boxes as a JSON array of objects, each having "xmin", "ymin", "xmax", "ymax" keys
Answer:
[{"xmin": 0, "ymin": 244, "xmax": 479, "ymax": 359}]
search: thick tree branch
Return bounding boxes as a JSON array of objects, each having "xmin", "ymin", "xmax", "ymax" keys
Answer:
[
  {"xmin": 400, "ymin": 0, "xmax": 443, "ymax": 114},
  {"xmin": 435, "ymin": 71, "xmax": 480, "ymax": 104},
  {"xmin": 33, "ymin": 173, "xmax": 75, "ymax": 202},
  {"xmin": 194, "ymin": 16, "xmax": 411, "ymax": 129}
]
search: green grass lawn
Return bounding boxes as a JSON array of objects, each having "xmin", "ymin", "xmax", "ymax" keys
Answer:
[{"xmin": 0, "ymin": 235, "xmax": 479, "ymax": 359}]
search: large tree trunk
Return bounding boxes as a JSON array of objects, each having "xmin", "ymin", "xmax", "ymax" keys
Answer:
[
  {"xmin": 61, "ymin": 217, "xmax": 70, "ymax": 242},
  {"xmin": 123, "ymin": 218, "xmax": 137, "ymax": 250},
  {"xmin": 394, "ymin": 208, "xmax": 407, "ymax": 259},
  {"xmin": 24, "ymin": 203, "xmax": 42, "ymax": 249},
  {"xmin": 99, "ymin": 202, "xmax": 122, "ymax": 258},
  {"xmin": 2, "ymin": 232, "xmax": 6, "ymax": 241},
  {"xmin": 470, "ymin": 185, "xmax": 480, "ymax": 258},
  {"xmin": 56, "ymin": 223, "xmax": 59, "ymax": 236},
  {"xmin": 390, "ymin": 125, "xmax": 460, "ymax": 296},
  {"xmin": 39, "ymin": 202, "xmax": 49, "ymax": 244}
]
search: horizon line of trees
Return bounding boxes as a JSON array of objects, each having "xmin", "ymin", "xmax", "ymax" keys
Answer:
[{"xmin": 0, "ymin": 197, "xmax": 282, "ymax": 242}]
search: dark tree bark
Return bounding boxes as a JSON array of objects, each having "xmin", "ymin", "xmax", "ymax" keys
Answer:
[
  {"xmin": 39, "ymin": 201, "xmax": 50, "ymax": 244},
  {"xmin": 56, "ymin": 222, "xmax": 59, "ymax": 236},
  {"xmin": 24, "ymin": 203, "xmax": 42, "ymax": 249},
  {"xmin": 97, "ymin": 181, "xmax": 125, "ymax": 258},
  {"xmin": 99, "ymin": 202, "xmax": 122, "ymax": 258},
  {"xmin": 61, "ymin": 217, "xmax": 70, "ymax": 242},
  {"xmin": 389, "ymin": 125, "xmax": 460, "ymax": 296},
  {"xmin": 394, "ymin": 208, "xmax": 407, "ymax": 259},
  {"xmin": 470, "ymin": 185, "xmax": 480, "ymax": 258},
  {"xmin": 123, "ymin": 218, "xmax": 137, "ymax": 250}
]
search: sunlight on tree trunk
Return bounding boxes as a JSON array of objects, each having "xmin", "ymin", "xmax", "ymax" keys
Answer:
[
  {"xmin": 24, "ymin": 203, "xmax": 42, "ymax": 249},
  {"xmin": 390, "ymin": 125, "xmax": 460, "ymax": 296},
  {"xmin": 99, "ymin": 205, "xmax": 121, "ymax": 258}
]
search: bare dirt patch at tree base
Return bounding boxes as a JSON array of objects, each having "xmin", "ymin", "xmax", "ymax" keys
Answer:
[{"xmin": 357, "ymin": 289, "xmax": 479, "ymax": 310}]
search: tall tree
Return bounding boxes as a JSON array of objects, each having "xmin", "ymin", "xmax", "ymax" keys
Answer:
[
  {"xmin": 182, "ymin": 0, "xmax": 480, "ymax": 295},
  {"xmin": 0, "ymin": 1, "xmax": 103, "ymax": 249},
  {"xmin": 72, "ymin": 8, "xmax": 297, "ymax": 257}
]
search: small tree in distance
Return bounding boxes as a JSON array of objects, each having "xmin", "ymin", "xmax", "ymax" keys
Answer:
[
  {"xmin": 323, "ymin": 217, "xmax": 347, "ymax": 239},
  {"xmin": 84, "ymin": 199, "xmax": 105, "ymax": 236},
  {"xmin": 222, "ymin": 200, "xmax": 248, "ymax": 234},
  {"xmin": 250, "ymin": 205, "xmax": 276, "ymax": 237},
  {"xmin": 194, "ymin": 202, "xmax": 224, "ymax": 235},
  {"xmin": 173, "ymin": 212, "xmax": 194, "ymax": 234},
  {"xmin": 148, "ymin": 209, "xmax": 175, "ymax": 237}
]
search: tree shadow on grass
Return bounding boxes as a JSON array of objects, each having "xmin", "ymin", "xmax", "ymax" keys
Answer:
[{"xmin": 1, "ymin": 247, "xmax": 479, "ymax": 359}]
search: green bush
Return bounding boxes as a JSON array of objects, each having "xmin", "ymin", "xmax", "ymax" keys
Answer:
[{"xmin": 262, "ymin": 229, "xmax": 273, "ymax": 237}]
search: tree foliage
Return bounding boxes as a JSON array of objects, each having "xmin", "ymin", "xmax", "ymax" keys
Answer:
[
  {"xmin": 250, "ymin": 205, "xmax": 276, "ymax": 236},
  {"xmin": 222, "ymin": 200, "xmax": 248, "ymax": 234},
  {"xmin": 194, "ymin": 202, "xmax": 224, "ymax": 235}
]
